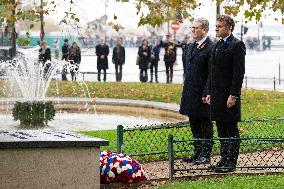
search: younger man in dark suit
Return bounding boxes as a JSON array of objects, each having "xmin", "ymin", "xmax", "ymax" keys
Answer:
[{"xmin": 204, "ymin": 15, "xmax": 246, "ymax": 173}]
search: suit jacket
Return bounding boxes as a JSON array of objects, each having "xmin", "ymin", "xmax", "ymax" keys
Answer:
[
  {"xmin": 205, "ymin": 35, "xmax": 246, "ymax": 122},
  {"xmin": 96, "ymin": 44, "xmax": 109, "ymax": 70},
  {"xmin": 179, "ymin": 37, "xmax": 214, "ymax": 118},
  {"xmin": 112, "ymin": 45, "xmax": 125, "ymax": 65},
  {"xmin": 149, "ymin": 44, "xmax": 161, "ymax": 62}
]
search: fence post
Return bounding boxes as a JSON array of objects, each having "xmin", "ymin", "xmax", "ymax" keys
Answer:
[
  {"xmin": 274, "ymin": 77, "xmax": 276, "ymax": 91},
  {"xmin": 117, "ymin": 125, "xmax": 123, "ymax": 153},
  {"xmin": 279, "ymin": 61, "xmax": 281, "ymax": 85},
  {"xmin": 168, "ymin": 134, "xmax": 174, "ymax": 180},
  {"xmin": 245, "ymin": 76, "xmax": 247, "ymax": 88}
]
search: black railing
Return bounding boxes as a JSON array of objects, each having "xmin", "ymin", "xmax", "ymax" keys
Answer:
[
  {"xmin": 117, "ymin": 118, "xmax": 284, "ymax": 162},
  {"xmin": 168, "ymin": 136, "xmax": 284, "ymax": 179}
]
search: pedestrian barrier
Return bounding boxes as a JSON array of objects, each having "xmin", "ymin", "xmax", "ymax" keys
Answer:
[
  {"xmin": 117, "ymin": 118, "xmax": 284, "ymax": 165},
  {"xmin": 168, "ymin": 136, "xmax": 284, "ymax": 179}
]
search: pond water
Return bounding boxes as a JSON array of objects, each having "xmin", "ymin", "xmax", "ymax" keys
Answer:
[{"xmin": 0, "ymin": 112, "xmax": 181, "ymax": 131}]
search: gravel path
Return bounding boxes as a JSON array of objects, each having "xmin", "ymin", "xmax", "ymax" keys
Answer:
[{"xmin": 143, "ymin": 149, "xmax": 284, "ymax": 180}]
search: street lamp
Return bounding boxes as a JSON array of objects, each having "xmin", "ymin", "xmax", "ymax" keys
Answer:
[{"xmin": 40, "ymin": 0, "xmax": 45, "ymax": 41}]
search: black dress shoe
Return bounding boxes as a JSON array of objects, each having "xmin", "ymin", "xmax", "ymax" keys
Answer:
[
  {"xmin": 194, "ymin": 157, "xmax": 211, "ymax": 165},
  {"xmin": 182, "ymin": 155, "xmax": 199, "ymax": 163},
  {"xmin": 214, "ymin": 162, "xmax": 236, "ymax": 173},
  {"xmin": 208, "ymin": 159, "xmax": 226, "ymax": 170}
]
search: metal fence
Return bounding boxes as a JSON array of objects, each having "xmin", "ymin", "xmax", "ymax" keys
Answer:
[
  {"xmin": 117, "ymin": 118, "xmax": 284, "ymax": 162},
  {"xmin": 168, "ymin": 137, "xmax": 284, "ymax": 179}
]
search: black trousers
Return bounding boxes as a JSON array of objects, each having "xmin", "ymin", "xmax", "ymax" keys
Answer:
[
  {"xmin": 189, "ymin": 116, "xmax": 213, "ymax": 158},
  {"xmin": 150, "ymin": 60, "xmax": 158, "ymax": 81},
  {"xmin": 165, "ymin": 62, "xmax": 174, "ymax": 83},
  {"xmin": 115, "ymin": 64, "xmax": 123, "ymax": 82},
  {"xmin": 216, "ymin": 121, "xmax": 240, "ymax": 166},
  {"xmin": 98, "ymin": 68, "xmax": 106, "ymax": 81},
  {"xmin": 61, "ymin": 55, "xmax": 68, "ymax": 81},
  {"xmin": 182, "ymin": 55, "xmax": 187, "ymax": 76},
  {"xmin": 139, "ymin": 69, "xmax": 148, "ymax": 82}
]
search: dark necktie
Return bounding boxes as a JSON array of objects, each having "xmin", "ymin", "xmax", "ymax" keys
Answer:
[
  {"xmin": 218, "ymin": 39, "xmax": 224, "ymax": 49},
  {"xmin": 192, "ymin": 42, "xmax": 199, "ymax": 54}
]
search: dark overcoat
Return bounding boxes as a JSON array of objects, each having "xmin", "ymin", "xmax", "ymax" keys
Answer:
[
  {"xmin": 96, "ymin": 44, "xmax": 109, "ymax": 70},
  {"xmin": 39, "ymin": 47, "xmax": 51, "ymax": 63},
  {"xmin": 138, "ymin": 46, "xmax": 151, "ymax": 70},
  {"xmin": 179, "ymin": 37, "xmax": 214, "ymax": 118},
  {"xmin": 205, "ymin": 35, "xmax": 246, "ymax": 122},
  {"xmin": 112, "ymin": 46, "xmax": 125, "ymax": 65},
  {"xmin": 68, "ymin": 47, "xmax": 81, "ymax": 64}
]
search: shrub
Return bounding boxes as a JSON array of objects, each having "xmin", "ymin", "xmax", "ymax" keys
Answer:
[{"xmin": 12, "ymin": 101, "xmax": 55, "ymax": 127}]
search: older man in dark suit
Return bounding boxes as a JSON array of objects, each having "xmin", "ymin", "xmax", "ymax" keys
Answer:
[
  {"xmin": 96, "ymin": 38, "xmax": 110, "ymax": 82},
  {"xmin": 180, "ymin": 18, "xmax": 214, "ymax": 165},
  {"xmin": 204, "ymin": 15, "xmax": 246, "ymax": 173}
]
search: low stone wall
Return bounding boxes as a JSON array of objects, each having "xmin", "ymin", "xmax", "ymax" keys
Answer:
[
  {"xmin": 0, "ymin": 147, "xmax": 100, "ymax": 189},
  {"xmin": 0, "ymin": 130, "xmax": 108, "ymax": 189}
]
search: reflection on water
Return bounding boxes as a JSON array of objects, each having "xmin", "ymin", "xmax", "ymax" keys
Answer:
[{"xmin": 0, "ymin": 112, "xmax": 180, "ymax": 131}]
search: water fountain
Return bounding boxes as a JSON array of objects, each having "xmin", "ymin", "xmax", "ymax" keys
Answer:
[
  {"xmin": 1, "ymin": 56, "xmax": 59, "ymax": 127},
  {"xmin": 0, "ymin": 53, "xmax": 108, "ymax": 189},
  {"xmin": 0, "ymin": 49, "xmax": 185, "ymax": 188}
]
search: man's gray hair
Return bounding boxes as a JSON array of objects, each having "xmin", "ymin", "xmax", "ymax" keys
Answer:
[{"xmin": 194, "ymin": 17, "xmax": 209, "ymax": 30}]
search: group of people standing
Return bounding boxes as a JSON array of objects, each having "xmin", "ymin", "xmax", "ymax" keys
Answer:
[
  {"xmin": 61, "ymin": 39, "xmax": 81, "ymax": 81},
  {"xmin": 179, "ymin": 15, "xmax": 246, "ymax": 173},
  {"xmin": 95, "ymin": 38, "xmax": 125, "ymax": 82}
]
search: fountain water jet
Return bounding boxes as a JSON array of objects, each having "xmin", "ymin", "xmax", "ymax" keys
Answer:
[{"xmin": 0, "ymin": 55, "xmax": 63, "ymax": 127}]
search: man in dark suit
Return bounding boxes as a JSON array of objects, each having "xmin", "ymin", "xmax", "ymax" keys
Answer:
[
  {"xmin": 96, "ymin": 38, "xmax": 110, "ymax": 82},
  {"xmin": 112, "ymin": 38, "xmax": 125, "ymax": 82},
  {"xmin": 160, "ymin": 34, "xmax": 178, "ymax": 83},
  {"xmin": 204, "ymin": 15, "xmax": 246, "ymax": 173},
  {"xmin": 180, "ymin": 18, "xmax": 214, "ymax": 165},
  {"xmin": 180, "ymin": 35, "xmax": 191, "ymax": 80}
]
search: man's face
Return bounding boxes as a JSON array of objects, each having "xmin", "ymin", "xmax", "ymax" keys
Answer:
[
  {"xmin": 166, "ymin": 35, "xmax": 172, "ymax": 42},
  {"xmin": 100, "ymin": 39, "xmax": 105, "ymax": 45},
  {"xmin": 215, "ymin": 21, "xmax": 232, "ymax": 38},
  {"xmin": 184, "ymin": 35, "xmax": 190, "ymax": 43},
  {"xmin": 191, "ymin": 21, "xmax": 207, "ymax": 41},
  {"xmin": 116, "ymin": 39, "xmax": 121, "ymax": 46}
]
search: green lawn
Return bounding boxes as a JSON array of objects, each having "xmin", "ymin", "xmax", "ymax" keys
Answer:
[
  {"xmin": 157, "ymin": 174, "xmax": 284, "ymax": 189},
  {"xmin": 1, "ymin": 81, "xmax": 283, "ymax": 119}
]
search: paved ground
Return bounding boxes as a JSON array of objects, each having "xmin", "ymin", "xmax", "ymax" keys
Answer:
[{"xmin": 77, "ymin": 47, "xmax": 284, "ymax": 91}]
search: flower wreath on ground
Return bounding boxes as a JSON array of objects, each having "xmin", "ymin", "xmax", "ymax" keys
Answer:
[{"xmin": 100, "ymin": 150, "xmax": 147, "ymax": 184}]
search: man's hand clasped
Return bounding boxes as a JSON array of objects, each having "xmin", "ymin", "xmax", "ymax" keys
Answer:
[{"xmin": 202, "ymin": 95, "xmax": 237, "ymax": 108}]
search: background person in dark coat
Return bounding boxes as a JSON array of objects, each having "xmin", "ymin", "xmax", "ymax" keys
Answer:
[
  {"xmin": 180, "ymin": 18, "xmax": 214, "ymax": 165},
  {"xmin": 160, "ymin": 34, "xmax": 178, "ymax": 83},
  {"xmin": 38, "ymin": 40, "xmax": 51, "ymax": 78},
  {"xmin": 96, "ymin": 38, "xmax": 109, "ymax": 82},
  {"xmin": 61, "ymin": 38, "xmax": 69, "ymax": 81},
  {"xmin": 149, "ymin": 37, "xmax": 161, "ymax": 83},
  {"xmin": 112, "ymin": 39, "xmax": 125, "ymax": 82},
  {"xmin": 138, "ymin": 39, "xmax": 151, "ymax": 82},
  {"xmin": 180, "ymin": 35, "xmax": 191, "ymax": 80},
  {"xmin": 204, "ymin": 15, "xmax": 246, "ymax": 173},
  {"xmin": 68, "ymin": 42, "xmax": 81, "ymax": 81}
]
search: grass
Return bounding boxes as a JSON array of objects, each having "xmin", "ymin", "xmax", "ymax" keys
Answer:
[
  {"xmin": 156, "ymin": 174, "xmax": 284, "ymax": 189},
  {"xmin": 1, "ymin": 81, "xmax": 284, "ymax": 119},
  {"xmin": 1, "ymin": 81, "xmax": 284, "ymax": 158}
]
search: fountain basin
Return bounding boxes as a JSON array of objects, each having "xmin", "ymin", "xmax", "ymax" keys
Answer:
[{"xmin": 0, "ymin": 98, "xmax": 187, "ymax": 130}]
